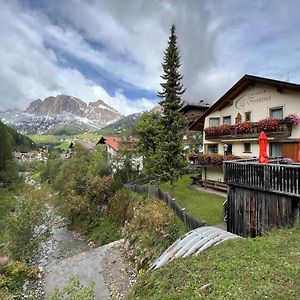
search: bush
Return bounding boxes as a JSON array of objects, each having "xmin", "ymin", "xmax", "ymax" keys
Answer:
[
  {"xmin": 86, "ymin": 176, "xmax": 114, "ymax": 205},
  {"xmin": 7, "ymin": 186, "xmax": 50, "ymax": 261},
  {"xmin": 123, "ymin": 198, "xmax": 185, "ymax": 271},
  {"xmin": 0, "ymin": 259, "xmax": 38, "ymax": 292},
  {"xmin": 107, "ymin": 188, "xmax": 132, "ymax": 225}
]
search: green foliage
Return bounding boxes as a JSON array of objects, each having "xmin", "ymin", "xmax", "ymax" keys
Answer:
[
  {"xmin": 88, "ymin": 149, "xmax": 111, "ymax": 177},
  {"xmin": 112, "ymin": 151, "xmax": 141, "ymax": 186},
  {"xmin": 133, "ymin": 112, "xmax": 163, "ymax": 175},
  {"xmin": 0, "ymin": 190, "xmax": 17, "ymax": 249},
  {"xmin": 123, "ymin": 197, "xmax": 186, "ymax": 271},
  {"xmin": 0, "ymin": 259, "xmax": 38, "ymax": 293},
  {"xmin": 156, "ymin": 25, "xmax": 187, "ymax": 186},
  {"xmin": 47, "ymin": 275, "xmax": 96, "ymax": 300},
  {"xmin": 128, "ymin": 224, "xmax": 300, "ymax": 300},
  {"xmin": 0, "ymin": 122, "xmax": 19, "ymax": 186},
  {"xmin": 108, "ymin": 188, "xmax": 132, "ymax": 226},
  {"xmin": 7, "ymin": 186, "xmax": 51, "ymax": 261},
  {"xmin": 3, "ymin": 122, "xmax": 36, "ymax": 152},
  {"xmin": 86, "ymin": 176, "xmax": 113, "ymax": 205},
  {"xmin": 40, "ymin": 150, "xmax": 63, "ymax": 183},
  {"xmin": 134, "ymin": 25, "xmax": 187, "ymax": 186}
]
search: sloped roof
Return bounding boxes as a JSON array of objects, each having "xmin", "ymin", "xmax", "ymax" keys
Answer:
[
  {"xmin": 190, "ymin": 74, "xmax": 300, "ymax": 131},
  {"xmin": 97, "ymin": 136, "xmax": 121, "ymax": 151}
]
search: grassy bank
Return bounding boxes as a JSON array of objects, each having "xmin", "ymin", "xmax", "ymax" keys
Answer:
[
  {"xmin": 161, "ymin": 175, "xmax": 225, "ymax": 225},
  {"xmin": 128, "ymin": 223, "xmax": 300, "ymax": 299},
  {"xmin": 0, "ymin": 190, "xmax": 16, "ymax": 252}
]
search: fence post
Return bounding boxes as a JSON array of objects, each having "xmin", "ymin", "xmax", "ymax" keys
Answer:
[{"xmin": 182, "ymin": 207, "xmax": 186, "ymax": 227}]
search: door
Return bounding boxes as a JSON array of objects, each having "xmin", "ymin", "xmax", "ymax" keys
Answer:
[{"xmin": 282, "ymin": 143, "xmax": 298, "ymax": 161}]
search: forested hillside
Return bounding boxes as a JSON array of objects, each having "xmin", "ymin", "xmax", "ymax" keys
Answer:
[
  {"xmin": 2, "ymin": 121, "xmax": 36, "ymax": 152},
  {"xmin": 0, "ymin": 121, "xmax": 35, "ymax": 186}
]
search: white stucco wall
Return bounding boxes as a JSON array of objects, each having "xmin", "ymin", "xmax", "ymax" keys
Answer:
[
  {"xmin": 202, "ymin": 167, "xmax": 224, "ymax": 182},
  {"xmin": 203, "ymin": 83, "xmax": 300, "ymax": 158}
]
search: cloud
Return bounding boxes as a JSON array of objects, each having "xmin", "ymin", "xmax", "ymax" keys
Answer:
[
  {"xmin": 1, "ymin": 0, "xmax": 300, "ymax": 114},
  {"xmin": 0, "ymin": 0, "xmax": 156, "ymax": 114},
  {"xmin": 27, "ymin": 0, "xmax": 220, "ymax": 101}
]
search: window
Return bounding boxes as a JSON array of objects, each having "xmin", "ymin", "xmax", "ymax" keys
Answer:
[
  {"xmin": 209, "ymin": 117, "xmax": 220, "ymax": 127},
  {"xmin": 270, "ymin": 107, "xmax": 283, "ymax": 119},
  {"xmin": 244, "ymin": 143, "xmax": 251, "ymax": 153},
  {"xmin": 270, "ymin": 143, "xmax": 282, "ymax": 157},
  {"xmin": 245, "ymin": 112, "xmax": 251, "ymax": 122},
  {"xmin": 223, "ymin": 116, "xmax": 231, "ymax": 125},
  {"xmin": 207, "ymin": 144, "xmax": 218, "ymax": 154}
]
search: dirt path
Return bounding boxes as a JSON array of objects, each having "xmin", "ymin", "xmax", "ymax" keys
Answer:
[{"xmin": 24, "ymin": 212, "xmax": 136, "ymax": 299}]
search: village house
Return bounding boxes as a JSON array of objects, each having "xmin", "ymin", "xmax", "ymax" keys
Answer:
[
  {"xmin": 97, "ymin": 136, "xmax": 143, "ymax": 171},
  {"xmin": 190, "ymin": 74, "xmax": 300, "ymax": 184}
]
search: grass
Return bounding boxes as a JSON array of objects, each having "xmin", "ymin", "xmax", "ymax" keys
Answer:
[
  {"xmin": 27, "ymin": 134, "xmax": 62, "ymax": 144},
  {"xmin": 27, "ymin": 133, "xmax": 101, "ymax": 146},
  {"xmin": 55, "ymin": 141, "xmax": 71, "ymax": 150},
  {"xmin": 128, "ymin": 223, "xmax": 300, "ymax": 300},
  {"xmin": 161, "ymin": 175, "xmax": 225, "ymax": 225}
]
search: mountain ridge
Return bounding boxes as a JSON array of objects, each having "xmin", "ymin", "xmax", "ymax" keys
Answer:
[{"xmin": 0, "ymin": 95, "xmax": 122, "ymax": 134}]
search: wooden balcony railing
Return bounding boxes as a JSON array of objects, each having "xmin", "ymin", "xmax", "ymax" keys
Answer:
[
  {"xmin": 224, "ymin": 158, "xmax": 300, "ymax": 197},
  {"xmin": 205, "ymin": 122, "xmax": 292, "ymax": 140}
]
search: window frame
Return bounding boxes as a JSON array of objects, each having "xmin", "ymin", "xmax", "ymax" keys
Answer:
[
  {"xmin": 245, "ymin": 111, "xmax": 251, "ymax": 122},
  {"xmin": 243, "ymin": 142, "xmax": 251, "ymax": 153},
  {"xmin": 209, "ymin": 117, "xmax": 220, "ymax": 127},
  {"xmin": 207, "ymin": 143, "xmax": 218, "ymax": 154},
  {"xmin": 269, "ymin": 106, "xmax": 283, "ymax": 119},
  {"xmin": 223, "ymin": 115, "xmax": 232, "ymax": 125}
]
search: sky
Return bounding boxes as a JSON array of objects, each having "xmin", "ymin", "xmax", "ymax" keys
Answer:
[{"xmin": 1, "ymin": 0, "xmax": 300, "ymax": 115}]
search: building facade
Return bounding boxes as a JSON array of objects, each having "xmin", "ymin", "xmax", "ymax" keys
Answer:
[{"xmin": 190, "ymin": 75, "xmax": 300, "ymax": 182}]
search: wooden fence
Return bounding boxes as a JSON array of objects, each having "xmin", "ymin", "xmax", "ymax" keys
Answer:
[
  {"xmin": 126, "ymin": 183, "xmax": 206, "ymax": 230},
  {"xmin": 224, "ymin": 158, "xmax": 300, "ymax": 237}
]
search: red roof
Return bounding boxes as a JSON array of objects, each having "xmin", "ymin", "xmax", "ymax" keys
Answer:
[{"xmin": 103, "ymin": 136, "xmax": 121, "ymax": 152}]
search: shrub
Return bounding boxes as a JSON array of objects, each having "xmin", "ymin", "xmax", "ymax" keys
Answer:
[
  {"xmin": 123, "ymin": 198, "xmax": 185, "ymax": 271},
  {"xmin": 7, "ymin": 186, "xmax": 50, "ymax": 261},
  {"xmin": 86, "ymin": 176, "xmax": 114, "ymax": 205},
  {"xmin": 107, "ymin": 188, "xmax": 132, "ymax": 226},
  {"xmin": 257, "ymin": 118, "xmax": 280, "ymax": 132},
  {"xmin": 0, "ymin": 259, "xmax": 38, "ymax": 292}
]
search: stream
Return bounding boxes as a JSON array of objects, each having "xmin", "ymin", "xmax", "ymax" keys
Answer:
[{"xmin": 21, "ymin": 195, "xmax": 136, "ymax": 299}]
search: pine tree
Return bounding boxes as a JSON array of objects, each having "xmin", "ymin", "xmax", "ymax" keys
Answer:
[{"xmin": 157, "ymin": 25, "xmax": 187, "ymax": 186}]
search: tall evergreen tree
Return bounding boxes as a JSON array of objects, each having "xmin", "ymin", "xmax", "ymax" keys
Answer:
[{"xmin": 157, "ymin": 25, "xmax": 187, "ymax": 186}]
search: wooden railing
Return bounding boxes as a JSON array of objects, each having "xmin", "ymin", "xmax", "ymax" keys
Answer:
[
  {"xmin": 224, "ymin": 159, "xmax": 300, "ymax": 197},
  {"xmin": 206, "ymin": 122, "xmax": 291, "ymax": 140}
]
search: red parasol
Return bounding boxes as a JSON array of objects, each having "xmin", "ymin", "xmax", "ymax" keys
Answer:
[
  {"xmin": 258, "ymin": 131, "xmax": 269, "ymax": 164},
  {"xmin": 298, "ymin": 137, "xmax": 300, "ymax": 162}
]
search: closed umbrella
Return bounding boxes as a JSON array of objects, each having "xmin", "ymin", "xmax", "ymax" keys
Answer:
[
  {"xmin": 258, "ymin": 131, "xmax": 269, "ymax": 164},
  {"xmin": 298, "ymin": 137, "xmax": 300, "ymax": 162}
]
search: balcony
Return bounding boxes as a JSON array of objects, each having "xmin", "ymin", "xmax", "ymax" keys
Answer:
[{"xmin": 204, "ymin": 120, "xmax": 292, "ymax": 141}]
